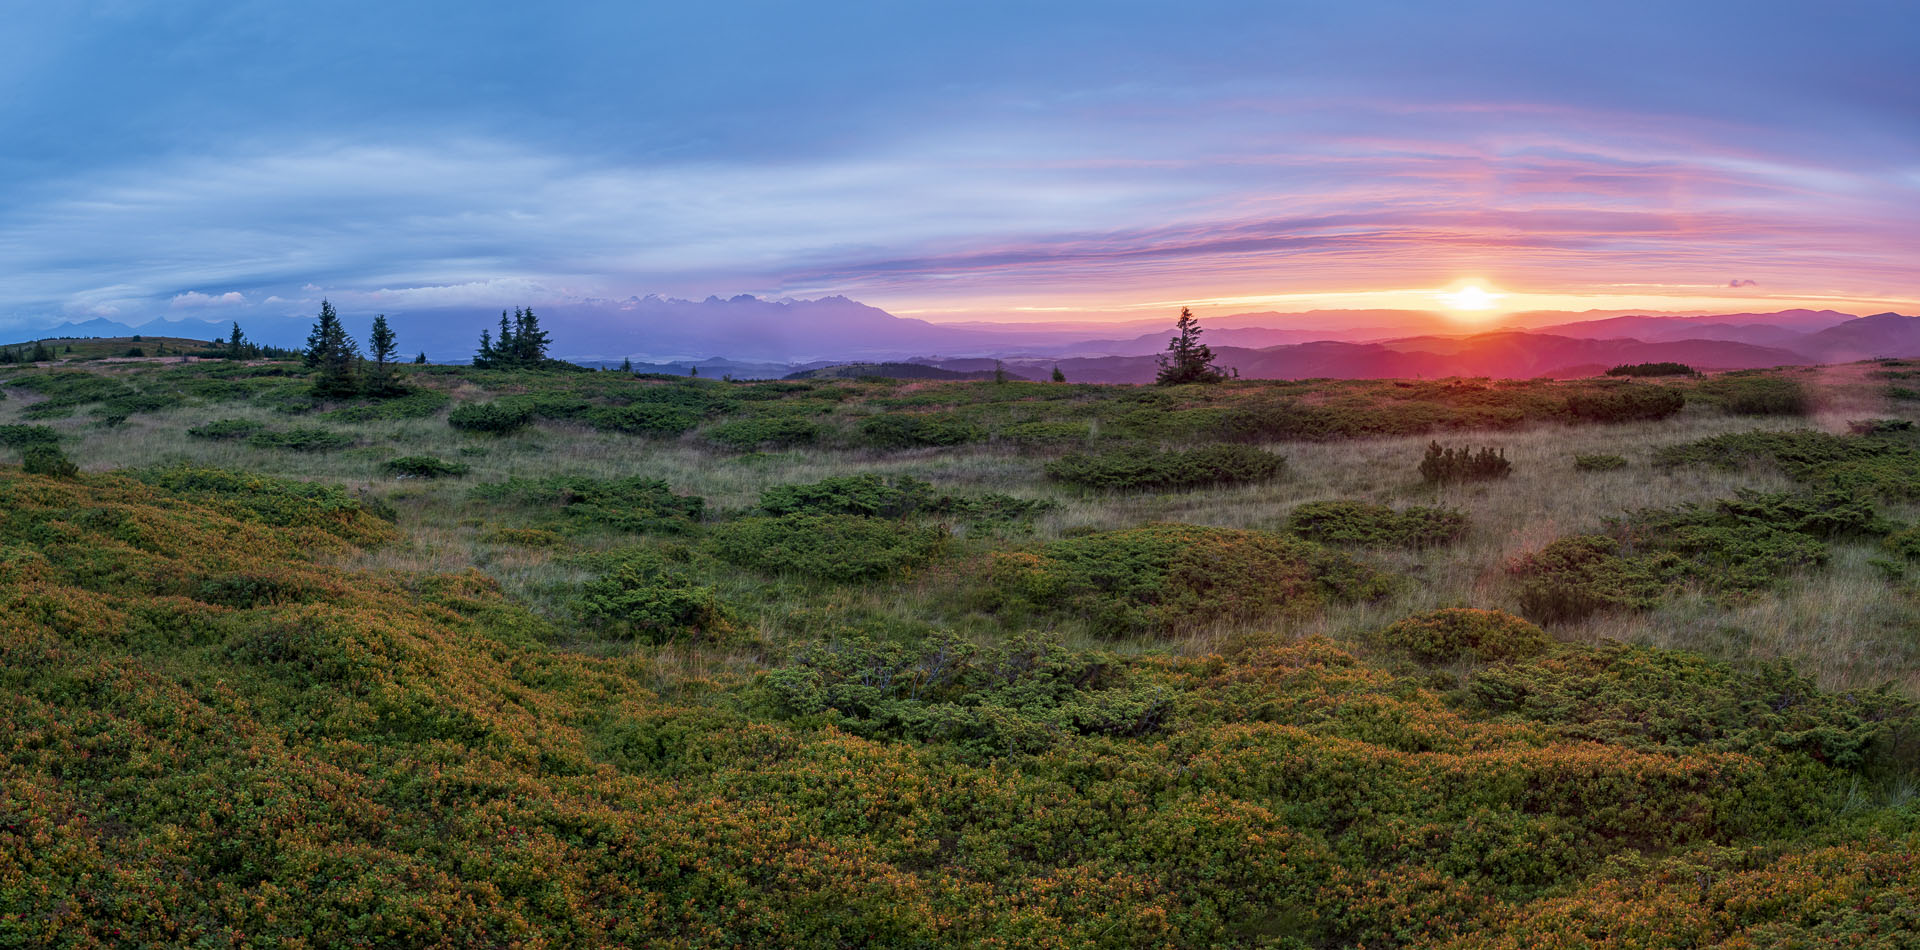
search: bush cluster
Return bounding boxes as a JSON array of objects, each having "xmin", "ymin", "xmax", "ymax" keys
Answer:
[
  {"xmin": 1573, "ymin": 452, "xmax": 1628, "ymax": 471},
  {"xmin": 385, "ymin": 455, "xmax": 471, "ymax": 478},
  {"xmin": 186, "ymin": 418, "xmax": 264, "ymax": 440},
  {"xmin": 1046, "ymin": 444, "xmax": 1285, "ymax": 491},
  {"xmin": 1565, "ymin": 384, "xmax": 1685, "ymax": 422},
  {"xmin": 20, "ymin": 443, "xmax": 79, "ymax": 478},
  {"xmin": 585, "ymin": 403, "xmax": 700, "ymax": 437},
  {"xmin": 448, "ymin": 400, "xmax": 534, "ymax": 433},
  {"xmin": 704, "ymin": 415, "xmax": 822, "ymax": 449},
  {"xmin": 1379, "ymin": 608, "xmax": 1550, "ymax": 663},
  {"xmin": 765, "ymin": 632, "xmax": 1170, "ymax": 758},
  {"xmin": 1655, "ymin": 428, "xmax": 1920, "ymax": 499},
  {"xmin": 0, "ymin": 423, "xmax": 60, "ymax": 447},
  {"xmin": 710, "ymin": 512, "xmax": 947, "ymax": 581},
  {"xmin": 245, "ymin": 425, "xmax": 354, "ymax": 452},
  {"xmin": 1285, "ymin": 499, "xmax": 1469, "ymax": 547},
  {"xmin": 1508, "ymin": 489, "xmax": 1869, "ymax": 622},
  {"xmin": 575, "ymin": 551, "xmax": 736, "ymax": 643},
  {"xmin": 1605, "ymin": 362, "xmax": 1697, "ymax": 377},
  {"xmin": 754, "ymin": 473, "xmax": 1053, "ymax": 533},
  {"xmin": 985, "ymin": 523, "xmax": 1389, "ymax": 636},
  {"xmin": 472, "ymin": 475, "xmax": 705, "ymax": 534},
  {"xmin": 1701, "ymin": 372, "xmax": 1809, "ymax": 415},
  {"xmin": 858, "ymin": 412, "xmax": 983, "ymax": 449},
  {"xmin": 1418, "ymin": 442, "xmax": 1511, "ymax": 484}
]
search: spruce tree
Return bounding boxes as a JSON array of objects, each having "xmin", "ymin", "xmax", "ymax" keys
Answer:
[
  {"xmin": 475, "ymin": 330, "xmax": 495, "ymax": 367},
  {"xmin": 1052, "ymin": 365, "xmax": 1066, "ymax": 382},
  {"xmin": 511, "ymin": 307, "xmax": 551, "ymax": 364},
  {"xmin": 227, "ymin": 322, "xmax": 248, "ymax": 359},
  {"xmin": 497, "ymin": 311, "xmax": 517, "ymax": 362},
  {"xmin": 304, "ymin": 299, "xmax": 360, "ymax": 397},
  {"xmin": 366, "ymin": 314, "xmax": 401, "ymax": 395},
  {"xmin": 415, "ymin": 352, "xmax": 428, "ymax": 365},
  {"xmin": 1154, "ymin": 307, "xmax": 1224, "ymax": 385},
  {"xmin": 620, "ymin": 357, "xmax": 633, "ymax": 373}
]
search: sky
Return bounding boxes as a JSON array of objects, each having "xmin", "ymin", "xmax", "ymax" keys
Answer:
[{"xmin": 3, "ymin": 0, "xmax": 1917, "ymax": 333}]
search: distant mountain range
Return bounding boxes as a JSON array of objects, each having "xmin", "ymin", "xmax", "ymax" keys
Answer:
[{"xmin": 11, "ymin": 297, "xmax": 1920, "ymax": 381}]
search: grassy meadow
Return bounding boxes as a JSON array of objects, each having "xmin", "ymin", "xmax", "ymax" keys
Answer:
[{"xmin": 3, "ymin": 351, "xmax": 1919, "ymax": 946}]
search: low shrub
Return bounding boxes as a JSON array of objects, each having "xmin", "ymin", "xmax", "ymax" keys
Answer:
[
  {"xmin": 1462, "ymin": 643, "xmax": 1915, "ymax": 767},
  {"xmin": 483, "ymin": 526, "xmax": 565, "ymax": 547},
  {"xmin": 385, "ymin": 455, "xmax": 471, "ymax": 478},
  {"xmin": 1045, "ymin": 444, "xmax": 1285, "ymax": 491},
  {"xmin": 984, "ymin": 523, "xmax": 1389, "ymax": 636},
  {"xmin": 1508, "ymin": 490, "xmax": 1861, "ymax": 623},
  {"xmin": 1701, "ymin": 373, "xmax": 1809, "ymax": 415},
  {"xmin": 1884, "ymin": 524, "xmax": 1920, "ymax": 561},
  {"xmin": 858, "ymin": 412, "xmax": 984, "ymax": 449},
  {"xmin": 996, "ymin": 420, "xmax": 1091, "ymax": 447},
  {"xmin": 1508, "ymin": 535, "xmax": 1667, "ymax": 623},
  {"xmin": 1573, "ymin": 453, "xmax": 1628, "ymax": 471},
  {"xmin": 764, "ymin": 632, "xmax": 1171, "ymax": 758},
  {"xmin": 1379, "ymin": 608, "xmax": 1550, "ymax": 663},
  {"xmin": 710, "ymin": 512, "xmax": 947, "ymax": 581},
  {"xmin": 0, "ymin": 423, "xmax": 60, "ymax": 447},
  {"xmin": 1655, "ymin": 429, "xmax": 1920, "ymax": 499},
  {"xmin": 324, "ymin": 388, "xmax": 450, "ymax": 422},
  {"xmin": 186, "ymin": 418, "xmax": 264, "ymax": 440},
  {"xmin": 246, "ymin": 425, "xmax": 354, "ymax": 452},
  {"xmin": 472, "ymin": 476, "xmax": 705, "ymax": 534},
  {"xmin": 1566, "ymin": 385, "xmax": 1685, "ymax": 423},
  {"xmin": 131, "ymin": 464, "xmax": 386, "ymax": 541},
  {"xmin": 1848, "ymin": 418, "xmax": 1915, "ymax": 436},
  {"xmin": 20, "ymin": 444, "xmax": 78, "ymax": 478},
  {"xmin": 575, "ymin": 552, "xmax": 736, "ymax": 644},
  {"xmin": 585, "ymin": 403, "xmax": 700, "ymax": 437},
  {"xmin": 759, "ymin": 474, "xmax": 935, "ymax": 518},
  {"xmin": 1418, "ymin": 442, "xmax": 1510, "ymax": 484},
  {"xmin": 704, "ymin": 415, "xmax": 821, "ymax": 449},
  {"xmin": 1605, "ymin": 362, "xmax": 1697, "ymax": 377},
  {"xmin": 448, "ymin": 400, "xmax": 534, "ymax": 434},
  {"xmin": 1285, "ymin": 500, "xmax": 1469, "ymax": 547}
]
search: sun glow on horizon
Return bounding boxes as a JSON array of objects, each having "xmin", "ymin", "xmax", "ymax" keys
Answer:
[{"xmin": 1435, "ymin": 282, "xmax": 1505, "ymax": 315}]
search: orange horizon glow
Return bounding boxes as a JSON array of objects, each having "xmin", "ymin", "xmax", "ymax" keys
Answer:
[{"xmin": 883, "ymin": 284, "xmax": 1920, "ymax": 327}]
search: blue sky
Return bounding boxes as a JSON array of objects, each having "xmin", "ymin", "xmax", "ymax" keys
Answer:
[{"xmin": 3, "ymin": 0, "xmax": 1916, "ymax": 331}]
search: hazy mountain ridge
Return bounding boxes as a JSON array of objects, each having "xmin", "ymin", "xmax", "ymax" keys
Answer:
[{"xmin": 10, "ymin": 296, "xmax": 1919, "ymax": 380}]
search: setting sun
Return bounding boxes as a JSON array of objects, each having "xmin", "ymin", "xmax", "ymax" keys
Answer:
[{"xmin": 1436, "ymin": 282, "xmax": 1503, "ymax": 313}]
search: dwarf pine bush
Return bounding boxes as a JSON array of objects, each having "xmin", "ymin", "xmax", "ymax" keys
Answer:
[{"xmin": 1418, "ymin": 442, "xmax": 1511, "ymax": 484}]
